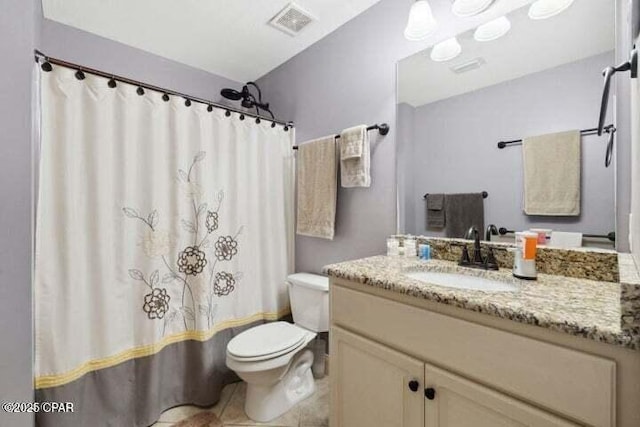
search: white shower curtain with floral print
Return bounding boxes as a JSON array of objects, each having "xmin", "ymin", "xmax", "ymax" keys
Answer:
[{"xmin": 34, "ymin": 65, "xmax": 294, "ymax": 424}]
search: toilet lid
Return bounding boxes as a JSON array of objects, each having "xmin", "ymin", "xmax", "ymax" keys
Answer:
[{"xmin": 227, "ymin": 322, "xmax": 308, "ymax": 360}]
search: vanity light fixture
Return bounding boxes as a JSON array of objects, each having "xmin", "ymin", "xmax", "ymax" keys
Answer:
[
  {"xmin": 528, "ymin": 0, "xmax": 574, "ymax": 20},
  {"xmin": 451, "ymin": 0, "xmax": 494, "ymax": 17},
  {"xmin": 404, "ymin": 0, "xmax": 438, "ymax": 41},
  {"xmin": 473, "ymin": 16, "xmax": 511, "ymax": 42},
  {"xmin": 430, "ymin": 37, "xmax": 462, "ymax": 62}
]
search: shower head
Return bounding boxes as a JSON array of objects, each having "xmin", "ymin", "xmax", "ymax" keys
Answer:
[
  {"xmin": 221, "ymin": 87, "xmax": 244, "ymax": 101},
  {"xmin": 220, "ymin": 82, "xmax": 275, "ymax": 121}
]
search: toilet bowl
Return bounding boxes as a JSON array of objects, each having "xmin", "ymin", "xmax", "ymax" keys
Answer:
[{"xmin": 226, "ymin": 273, "xmax": 329, "ymax": 422}]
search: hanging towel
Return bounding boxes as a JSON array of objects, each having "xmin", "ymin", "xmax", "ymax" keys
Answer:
[
  {"xmin": 296, "ymin": 136, "xmax": 337, "ymax": 240},
  {"xmin": 523, "ymin": 130, "xmax": 581, "ymax": 216},
  {"xmin": 340, "ymin": 125, "xmax": 371, "ymax": 187},
  {"xmin": 444, "ymin": 193, "xmax": 485, "ymax": 238},
  {"xmin": 340, "ymin": 125, "xmax": 366, "ymax": 159},
  {"xmin": 549, "ymin": 231, "xmax": 583, "ymax": 248},
  {"xmin": 425, "ymin": 193, "xmax": 445, "ymax": 229}
]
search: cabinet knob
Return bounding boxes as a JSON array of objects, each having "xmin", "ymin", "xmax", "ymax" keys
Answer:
[
  {"xmin": 425, "ymin": 387, "xmax": 436, "ymax": 400},
  {"xmin": 408, "ymin": 380, "xmax": 419, "ymax": 392}
]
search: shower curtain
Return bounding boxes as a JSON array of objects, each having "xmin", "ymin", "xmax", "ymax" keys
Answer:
[{"xmin": 34, "ymin": 66, "xmax": 295, "ymax": 426}]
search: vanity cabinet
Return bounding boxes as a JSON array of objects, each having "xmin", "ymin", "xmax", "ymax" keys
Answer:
[
  {"xmin": 329, "ymin": 279, "xmax": 627, "ymax": 427},
  {"xmin": 332, "ymin": 326, "xmax": 576, "ymax": 427},
  {"xmin": 331, "ymin": 326, "xmax": 424, "ymax": 427},
  {"xmin": 423, "ymin": 361, "xmax": 576, "ymax": 427}
]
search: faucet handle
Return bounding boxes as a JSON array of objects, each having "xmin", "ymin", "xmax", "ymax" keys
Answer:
[
  {"xmin": 459, "ymin": 245, "xmax": 471, "ymax": 266},
  {"xmin": 484, "ymin": 247, "xmax": 499, "ymax": 270}
]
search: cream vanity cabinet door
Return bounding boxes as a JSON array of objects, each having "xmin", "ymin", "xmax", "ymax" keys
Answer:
[
  {"xmin": 423, "ymin": 363, "xmax": 578, "ymax": 427},
  {"xmin": 330, "ymin": 326, "xmax": 424, "ymax": 427}
]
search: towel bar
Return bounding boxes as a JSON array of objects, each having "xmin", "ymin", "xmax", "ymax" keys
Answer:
[
  {"xmin": 497, "ymin": 125, "xmax": 615, "ymax": 149},
  {"xmin": 423, "ymin": 191, "xmax": 488, "ymax": 200},
  {"xmin": 498, "ymin": 227, "xmax": 615, "ymax": 242},
  {"xmin": 292, "ymin": 123, "xmax": 389, "ymax": 150}
]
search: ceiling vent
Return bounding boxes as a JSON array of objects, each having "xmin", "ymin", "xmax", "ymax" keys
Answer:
[
  {"xmin": 450, "ymin": 57, "xmax": 486, "ymax": 74},
  {"xmin": 269, "ymin": 3, "xmax": 315, "ymax": 36}
]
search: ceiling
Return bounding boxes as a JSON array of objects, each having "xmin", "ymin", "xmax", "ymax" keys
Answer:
[
  {"xmin": 42, "ymin": 0, "xmax": 383, "ymax": 82},
  {"xmin": 398, "ymin": 0, "xmax": 615, "ymax": 107}
]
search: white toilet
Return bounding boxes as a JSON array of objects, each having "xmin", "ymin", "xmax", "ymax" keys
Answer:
[{"xmin": 226, "ymin": 273, "xmax": 329, "ymax": 422}]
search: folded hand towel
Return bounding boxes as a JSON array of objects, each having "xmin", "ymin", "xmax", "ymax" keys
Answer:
[
  {"xmin": 426, "ymin": 193, "xmax": 445, "ymax": 229},
  {"xmin": 340, "ymin": 125, "xmax": 366, "ymax": 160},
  {"xmin": 340, "ymin": 126, "xmax": 370, "ymax": 188},
  {"xmin": 444, "ymin": 193, "xmax": 485, "ymax": 238},
  {"xmin": 523, "ymin": 130, "xmax": 581, "ymax": 216},
  {"xmin": 296, "ymin": 136, "xmax": 337, "ymax": 240},
  {"xmin": 549, "ymin": 231, "xmax": 583, "ymax": 248}
]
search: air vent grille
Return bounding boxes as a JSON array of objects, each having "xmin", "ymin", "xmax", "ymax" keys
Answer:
[
  {"xmin": 450, "ymin": 57, "xmax": 486, "ymax": 74},
  {"xmin": 269, "ymin": 3, "xmax": 315, "ymax": 36}
]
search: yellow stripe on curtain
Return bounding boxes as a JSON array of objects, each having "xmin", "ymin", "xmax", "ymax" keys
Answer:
[{"xmin": 35, "ymin": 307, "xmax": 290, "ymax": 389}]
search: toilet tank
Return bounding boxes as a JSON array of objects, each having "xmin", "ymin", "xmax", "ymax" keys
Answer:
[{"xmin": 287, "ymin": 273, "xmax": 329, "ymax": 333}]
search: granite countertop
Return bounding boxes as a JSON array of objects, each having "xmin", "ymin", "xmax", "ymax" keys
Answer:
[{"xmin": 324, "ymin": 256, "xmax": 639, "ymax": 350}]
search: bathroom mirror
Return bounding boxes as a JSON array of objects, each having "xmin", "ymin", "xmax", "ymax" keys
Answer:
[{"xmin": 396, "ymin": 0, "xmax": 616, "ymax": 248}]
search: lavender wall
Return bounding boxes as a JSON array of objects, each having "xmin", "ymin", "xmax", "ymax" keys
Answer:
[
  {"xmin": 402, "ymin": 52, "xmax": 615, "ymax": 238},
  {"xmin": 255, "ymin": 0, "xmax": 572, "ymax": 273},
  {"xmin": 0, "ymin": 0, "xmax": 36, "ymax": 425},
  {"xmin": 256, "ymin": 0, "xmax": 419, "ymax": 273},
  {"xmin": 39, "ymin": 18, "xmax": 243, "ymax": 106}
]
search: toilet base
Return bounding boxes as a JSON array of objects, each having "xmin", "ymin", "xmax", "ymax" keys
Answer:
[{"xmin": 244, "ymin": 349, "xmax": 316, "ymax": 422}]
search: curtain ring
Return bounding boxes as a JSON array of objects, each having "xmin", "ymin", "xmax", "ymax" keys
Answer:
[
  {"xmin": 207, "ymin": 105, "xmax": 213, "ymax": 112},
  {"xmin": 136, "ymin": 87, "xmax": 145, "ymax": 96},
  {"xmin": 184, "ymin": 99, "xmax": 192, "ymax": 107},
  {"xmin": 41, "ymin": 61, "xmax": 53, "ymax": 72},
  {"xmin": 75, "ymin": 70, "xmax": 86, "ymax": 80},
  {"xmin": 271, "ymin": 122, "xmax": 276, "ymax": 128},
  {"xmin": 162, "ymin": 93, "xmax": 170, "ymax": 102},
  {"xmin": 225, "ymin": 110, "xmax": 231, "ymax": 117},
  {"xmin": 239, "ymin": 114, "xmax": 245, "ymax": 121},
  {"xmin": 255, "ymin": 117, "xmax": 261, "ymax": 124},
  {"xmin": 108, "ymin": 77, "xmax": 117, "ymax": 88}
]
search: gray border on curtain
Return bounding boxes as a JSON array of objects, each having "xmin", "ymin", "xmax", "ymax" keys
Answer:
[{"xmin": 34, "ymin": 320, "xmax": 269, "ymax": 427}]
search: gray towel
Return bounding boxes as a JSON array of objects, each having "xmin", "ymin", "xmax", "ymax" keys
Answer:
[
  {"xmin": 425, "ymin": 194, "xmax": 445, "ymax": 229},
  {"xmin": 444, "ymin": 193, "xmax": 485, "ymax": 238}
]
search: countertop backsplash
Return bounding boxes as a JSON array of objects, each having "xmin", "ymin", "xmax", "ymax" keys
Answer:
[{"xmin": 393, "ymin": 235, "xmax": 619, "ymax": 283}]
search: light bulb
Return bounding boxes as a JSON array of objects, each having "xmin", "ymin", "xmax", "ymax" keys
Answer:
[
  {"xmin": 430, "ymin": 37, "xmax": 462, "ymax": 62},
  {"xmin": 528, "ymin": 0, "xmax": 574, "ymax": 20},
  {"xmin": 451, "ymin": 0, "xmax": 494, "ymax": 17},
  {"xmin": 404, "ymin": 0, "xmax": 438, "ymax": 41},
  {"xmin": 474, "ymin": 16, "xmax": 511, "ymax": 42}
]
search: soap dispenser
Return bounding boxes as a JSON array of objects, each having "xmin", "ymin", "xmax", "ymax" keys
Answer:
[{"xmin": 512, "ymin": 232, "xmax": 538, "ymax": 280}]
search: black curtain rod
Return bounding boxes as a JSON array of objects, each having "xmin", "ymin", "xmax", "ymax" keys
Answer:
[
  {"xmin": 497, "ymin": 125, "xmax": 616, "ymax": 149},
  {"xmin": 498, "ymin": 227, "xmax": 615, "ymax": 242},
  {"xmin": 33, "ymin": 50, "xmax": 294, "ymax": 129},
  {"xmin": 423, "ymin": 191, "xmax": 488, "ymax": 200},
  {"xmin": 291, "ymin": 123, "xmax": 389, "ymax": 150}
]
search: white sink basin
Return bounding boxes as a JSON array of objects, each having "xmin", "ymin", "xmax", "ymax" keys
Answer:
[{"xmin": 405, "ymin": 271, "xmax": 518, "ymax": 292}]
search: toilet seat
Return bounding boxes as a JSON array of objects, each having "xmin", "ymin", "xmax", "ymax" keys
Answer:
[{"xmin": 227, "ymin": 322, "xmax": 310, "ymax": 362}]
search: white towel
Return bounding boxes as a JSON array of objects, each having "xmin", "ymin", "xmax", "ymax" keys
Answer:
[
  {"xmin": 296, "ymin": 136, "xmax": 337, "ymax": 240},
  {"xmin": 549, "ymin": 231, "xmax": 583, "ymax": 248},
  {"xmin": 523, "ymin": 130, "xmax": 580, "ymax": 216},
  {"xmin": 340, "ymin": 125, "xmax": 370, "ymax": 188},
  {"xmin": 340, "ymin": 125, "xmax": 366, "ymax": 159}
]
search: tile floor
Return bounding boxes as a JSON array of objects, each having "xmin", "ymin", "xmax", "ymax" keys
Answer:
[{"xmin": 152, "ymin": 375, "xmax": 329, "ymax": 427}]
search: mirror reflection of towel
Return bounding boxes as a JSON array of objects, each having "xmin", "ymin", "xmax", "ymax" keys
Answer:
[
  {"xmin": 426, "ymin": 194, "xmax": 445, "ymax": 229},
  {"xmin": 444, "ymin": 193, "xmax": 485, "ymax": 238},
  {"xmin": 523, "ymin": 130, "xmax": 580, "ymax": 216}
]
